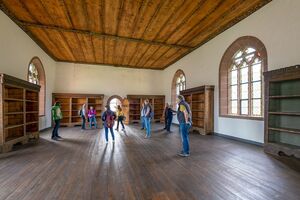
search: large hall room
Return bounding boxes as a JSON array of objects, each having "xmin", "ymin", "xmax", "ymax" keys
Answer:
[{"xmin": 0, "ymin": 0, "xmax": 300, "ymax": 199}]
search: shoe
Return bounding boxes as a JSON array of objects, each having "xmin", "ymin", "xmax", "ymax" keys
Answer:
[
  {"xmin": 115, "ymin": 129, "xmax": 118, "ymax": 131},
  {"xmin": 56, "ymin": 135, "xmax": 62, "ymax": 139},
  {"xmin": 178, "ymin": 152, "xmax": 190, "ymax": 157},
  {"xmin": 112, "ymin": 140, "xmax": 115, "ymax": 143},
  {"xmin": 106, "ymin": 141, "xmax": 108, "ymax": 144},
  {"xmin": 51, "ymin": 137, "xmax": 58, "ymax": 141},
  {"xmin": 141, "ymin": 128, "xmax": 144, "ymax": 130}
]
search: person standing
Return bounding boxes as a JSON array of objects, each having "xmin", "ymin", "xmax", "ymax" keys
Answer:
[
  {"xmin": 140, "ymin": 103, "xmax": 145, "ymax": 130},
  {"xmin": 115, "ymin": 105, "xmax": 125, "ymax": 131},
  {"xmin": 51, "ymin": 101, "xmax": 63, "ymax": 140},
  {"xmin": 142, "ymin": 99, "xmax": 152, "ymax": 138},
  {"xmin": 80, "ymin": 104, "xmax": 87, "ymax": 130},
  {"xmin": 102, "ymin": 105, "xmax": 117, "ymax": 143},
  {"xmin": 177, "ymin": 95, "xmax": 192, "ymax": 157},
  {"xmin": 166, "ymin": 104, "xmax": 176, "ymax": 132},
  {"xmin": 163, "ymin": 103, "xmax": 169, "ymax": 130},
  {"xmin": 88, "ymin": 106, "xmax": 97, "ymax": 129}
]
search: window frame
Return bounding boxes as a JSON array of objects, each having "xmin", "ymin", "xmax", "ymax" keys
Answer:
[
  {"xmin": 171, "ymin": 69, "xmax": 186, "ymax": 108},
  {"xmin": 219, "ymin": 36, "xmax": 267, "ymax": 121},
  {"xmin": 27, "ymin": 57, "xmax": 46, "ymax": 117}
]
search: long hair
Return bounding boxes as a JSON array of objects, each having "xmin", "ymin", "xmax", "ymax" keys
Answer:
[{"xmin": 117, "ymin": 105, "xmax": 122, "ymax": 111}]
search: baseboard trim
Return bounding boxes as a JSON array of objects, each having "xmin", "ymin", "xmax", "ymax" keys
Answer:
[
  {"xmin": 39, "ymin": 127, "xmax": 52, "ymax": 132},
  {"xmin": 214, "ymin": 132, "xmax": 263, "ymax": 146}
]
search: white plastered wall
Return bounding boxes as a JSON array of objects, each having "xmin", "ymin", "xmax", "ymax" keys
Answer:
[
  {"xmin": 0, "ymin": 11, "xmax": 56, "ymax": 130},
  {"xmin": 54, "ymin": 63, "xmax": 164, "ymax": 99},
  {"xmin": 162, "ymin": 0, "xmax": 300, "ymax": 143}
]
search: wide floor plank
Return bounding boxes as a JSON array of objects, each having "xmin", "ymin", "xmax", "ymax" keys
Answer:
[{"xmin": 0, "ymin": 124, "xmax": 299, "ymax": 200}]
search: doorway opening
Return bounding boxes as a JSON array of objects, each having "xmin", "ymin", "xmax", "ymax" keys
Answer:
[{"xmin": 107, "ymin": 95, "xmax": 123, "ymax": 112}]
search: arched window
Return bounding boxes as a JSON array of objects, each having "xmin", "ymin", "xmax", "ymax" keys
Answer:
[
  {"xmin": 171, "ymin": 69, "xmax": 186, "ymax": 107},
  {"xmin": 219, "ymin": 36, "xmax": 267, "ymax": 119},
  {"xmin": 28, "ymin": 57, "xmax": 46, "ymax": 116}
]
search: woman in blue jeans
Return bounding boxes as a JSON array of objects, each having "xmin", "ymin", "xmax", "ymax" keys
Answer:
[
  {"xmin": 177, "ymin": 95, "xmax": 192, "ymax": 157},
  {"xmin": 142, "ymin": 99, "xmax": 152, "ymax": 138},
  {"xmin": 102, "ymin": 105, "xmax": 116, "ymax": 143}
]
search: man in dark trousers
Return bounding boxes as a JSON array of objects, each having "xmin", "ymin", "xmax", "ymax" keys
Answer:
[
  {"xmin": 166, "ymin": 104, "xmax": 176, "ymax": 132},
  {"xmin": 51, "ymin": 101, "xmax": 63, "ymax": 140},
  {"xmin": 163, "ymin": 103, "xmax": 169, "ymax": 130}
]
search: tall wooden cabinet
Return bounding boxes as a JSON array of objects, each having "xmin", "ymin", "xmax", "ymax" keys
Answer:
[
  {"xmin": 0, "ymin": 74, "xmax": 40, "ymax": 152},
  {"xmin": 180, "ymin": 85, "xmax": 214, "ymax": 135},
  {"xmin": 52, "ymin": 93, "xmax": 104, "ymax": 127},
  {"xmin": 264, "ymin": 65, "xmax": 300, "ymax": 158},
  {"xmin": 127, "ymin": 95, "xmax": 165, "ymax": 123}
]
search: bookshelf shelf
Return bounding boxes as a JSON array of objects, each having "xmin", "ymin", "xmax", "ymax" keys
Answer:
[
  {"xmin": 127, "ymin": 95, "xmax": 165, "ymax": 123},
  {"xmin": 52, "ymin": 93, "xmax": 104, "ymax": 127},
  {"xmin": 0, "ymin": 74, "xmax": 40, "ymax": 153},
  {"xmin": 181, "ymin": 85, "xmax": 214, "ymax": 135},
  {"xmin": 264, "ymin": 65, "xmax": 300, "ymax": 159}
]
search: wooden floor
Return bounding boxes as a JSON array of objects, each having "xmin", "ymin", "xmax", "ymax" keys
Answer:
[{"xmin": 0, "ymin": 124, "xmax": 300, "ymax": 200}]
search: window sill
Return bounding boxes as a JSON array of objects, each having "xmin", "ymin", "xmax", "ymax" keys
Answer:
[
  {"xmin": 219, "ymin": 114, "xmax": 264, "ymax": 121},
  {"xmin": 39, "ymin": 115, "xmax": 45, "ymax": 117}
]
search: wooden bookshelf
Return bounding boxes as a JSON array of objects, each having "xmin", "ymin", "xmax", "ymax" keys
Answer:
[
  {"xmin": 0, "ymin": 74, "xmax": 40, "ymax": 153},
  {"xmin": 52, "ymin": 93, "xmax": 104, "ymax": 128},
  {"xmin": 264, "ymin": 65, "xmax": 300, "ymax": 158},
  {"xmin": 180, "ymin": 85, "xmax": 214, "ymax": 135},
  {"xmin": 127, "ymin": 95, "xmax": 165, "ymax": 123}
]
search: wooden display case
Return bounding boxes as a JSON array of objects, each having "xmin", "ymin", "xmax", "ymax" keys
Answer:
[
  {"xmin": 180, "ymin": 85, "xmax": 214, "ymax": 135},
  {"xmin": 264, "ymin": 65, "xmax": 300, "ymax": 158},
  {"xmin": 0, "ymin": 74, "xmax": 40, "ymax": 153},
  {"xmin": 127, "ymin": 95, "xmax": 165, "ymax": 123},
  {"xmin": 52, "ymin": 93, "xmax": 104, "ymax": 127}
]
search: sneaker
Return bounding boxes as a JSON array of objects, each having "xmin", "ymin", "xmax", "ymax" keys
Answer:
[
  {"xmin": 178, "ymin": 152, "xmax": 190, "ymax": 157},
  {"xmin": 51, "ymin": 137, "xmax": 58, "ymax": 141},
  {"xmin": 56, "ymin": 135, "xmax": 62, "ymax": 139}
]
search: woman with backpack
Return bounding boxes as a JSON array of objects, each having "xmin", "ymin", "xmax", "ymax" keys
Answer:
[
  {"xmin": 102, "ymin": 105, "xmax": 117, "ymax": 143},
  {"xmin": 88, "ymin": 106, "xmax": 97, "ymax": 129},
  {"xmin": 115, "ymin": 105, "xmax": 125, "ymax": 131}
]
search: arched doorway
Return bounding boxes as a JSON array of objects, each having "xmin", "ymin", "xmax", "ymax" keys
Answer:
[{"xmin": 107, "ymin": 95, "xmax": 123, "ymax": 112}]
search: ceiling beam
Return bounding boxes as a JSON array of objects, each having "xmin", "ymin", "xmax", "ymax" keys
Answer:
[{"xmin": 20, "ymin": 21, "xmax": 192, "ymax": 50}]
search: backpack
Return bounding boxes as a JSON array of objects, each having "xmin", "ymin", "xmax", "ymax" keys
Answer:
[{"xmin": 105, "ymin": 111, "xmax": 115, "ymax": 128}]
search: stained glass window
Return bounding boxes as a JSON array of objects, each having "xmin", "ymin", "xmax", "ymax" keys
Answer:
[
  {"xmin": 228, "ymin": 47, "xmax": 262, "ymax": 116},
  {"xmin": 28, "ymin": 63, "xmax": 39, "ymax": 85},
  {"xmin": 176, "ymin": 74, "xmax": 186, "ymax": 96}
]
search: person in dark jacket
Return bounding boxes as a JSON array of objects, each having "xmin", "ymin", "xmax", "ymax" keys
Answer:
[
  {"xmin": 166, "ymin": 104, "xmax": 176, "ymax": 132},
  {"xmin": 102, "ymin": 105, "xmax": 117, "ymax": 143},
  {"xmin": 163, "ymin": 103, "xmax": 169, "ymax": 130}
]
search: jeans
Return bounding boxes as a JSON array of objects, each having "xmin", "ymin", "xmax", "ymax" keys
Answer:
[
  {"xmin": 179, "ymin": 123, "xmax": 191, "ymax": 154},
  {"xmin": 166, "ymin": 116, "xmax": 173, "ymax": 132},
  {"xmin": 82, "ymin": 116, "xmax": 86, "ymax": 129},
  {"xmin": 116, "ymin": 117, "xmax": 125, "ymax": 130},
  {"xmin": 141, "ymin": 116, "xmax": 145, "ymax": 129},
  {"xmin": 144, "ymin": 117, "xmax": 151, "ymax": 138},
  {"xmin": 52, "ymin": 119, "xmax": 60, "ymax": 138},
  {"xmin": 105, "ymin": 126, "xmax": 115, "ymax": 142},
  {"xmin": 89, "ymin": 116, "xmax": 97, "ymax": 128}
]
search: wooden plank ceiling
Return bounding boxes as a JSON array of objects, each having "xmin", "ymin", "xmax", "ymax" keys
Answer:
[{"xmin": 0, "ymin": 0, "xmax": 271, "ymax": 70}]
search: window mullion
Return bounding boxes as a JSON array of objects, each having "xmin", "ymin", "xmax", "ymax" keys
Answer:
[
  {"xmin": 249, "ymin": 64, "xmax": 252, "ymax": 117},
  {"xmin": 237, "ymin": 67, "xmax": 241, "ymax": 115}
]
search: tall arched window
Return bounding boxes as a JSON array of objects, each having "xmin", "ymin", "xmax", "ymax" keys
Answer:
[
  {"xmin": 171, "ymin": 69, "xmax": 186, "ymax": 107},
  {"xmin": 219, "ymin": 36, "xmax": 267, "ymax": 119},
  {"xmin": 28, "ymin": 57, "xmax": 46, "ymax": 116}
]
